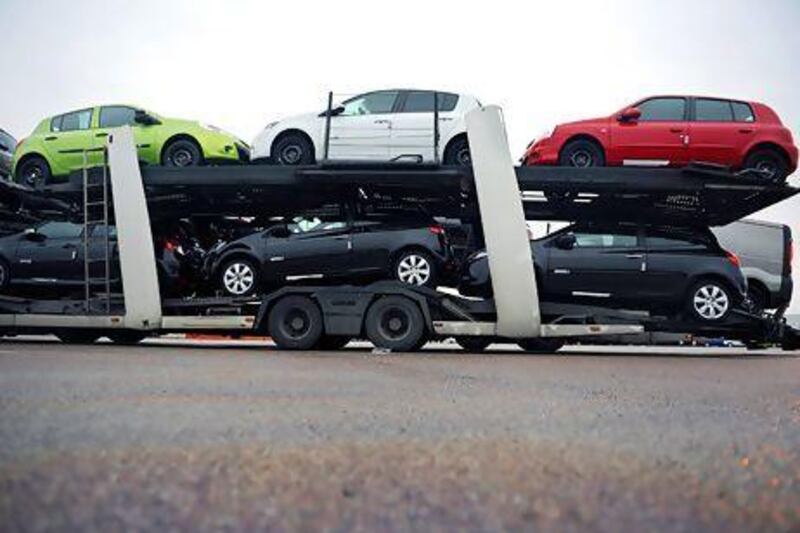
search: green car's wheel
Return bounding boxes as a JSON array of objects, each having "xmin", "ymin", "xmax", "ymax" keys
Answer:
[
  {"xmin": 16, "ymin": 156, "xmax": 51, "ymax": 189},
  {"xmin": 163, "ymin": 138, "xmax": 203, "ymax": 167}
]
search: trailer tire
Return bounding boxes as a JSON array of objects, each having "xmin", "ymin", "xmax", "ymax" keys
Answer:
[
  {"xmin": 365, "ymin": 296, "xmax": 427, "ymax": 352},
  {"xmin": 315, "ymin": 335, "xmax": 352, "ymax": 350},
  {"xmin": 57, "ymin": 330, "xmax": 100, "ymax": 344},
  {"xmin": 268, "ymin": 295, "xmax": 324, "ymax": 350},
  {"xmin": 108, "ymin": 331, "xmax": 148, "ymax": 345},
  {"xmin": 517, "ymin": 338, "xmax": 565, "ymax": 354},
  {"xmin": 455, "ymin": 336, "xmax": 491, "ymax": 352}
]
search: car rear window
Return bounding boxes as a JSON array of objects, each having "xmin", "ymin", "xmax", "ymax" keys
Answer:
[
  {"xmin": 402, "ymin": 91, "xmax": 459, "ymax": 113},
  {"xmin": 646, "ymin": 227, "xmax": 713, "ymax": 249},
  {"xmin": 731, "ymin": 101, "xmax": 755, "ymax": 122},
  {"xmin": 695, "ymin": 99, "xmax": 733, "ymax": 122}
]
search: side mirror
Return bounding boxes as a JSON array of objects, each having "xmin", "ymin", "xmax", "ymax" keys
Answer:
[
  {"xmin": 0, "ymin": 143, "xmax": 8, "ymax": 152},
  {"xmin": 270, "ymin": 225, "xmax": 291, "ymax": 239},
  {"xmin": 319, "ymin": 105, "xmax": 345, "ymax": 118},
  {"xmin": 554, "ymin": 233, "xmax": 576, "ymax": 250},
  {"xmin": 24, "ymin": 228, "xmax": 46, "ymax": 242},
  {"xmin": 618, "ymin": 106, "xmax": 642, "ymax": 122},
  {"xmin": 134, "ymin": 109, "xmax": 161, "ymax": 126}
]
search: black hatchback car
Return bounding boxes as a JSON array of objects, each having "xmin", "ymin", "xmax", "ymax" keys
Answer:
[
  {"xmin": 460, "ymin": 222, "xmax": 747, "ymax": 323},
  {"xmin": 205, "ymin": 203, "xmax": 454, "ymax": 297}
]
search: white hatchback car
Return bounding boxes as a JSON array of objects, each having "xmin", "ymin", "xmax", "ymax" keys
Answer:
[{"xmin": 251, "ymin": 89, "xmax": 480, "ymax": 166}]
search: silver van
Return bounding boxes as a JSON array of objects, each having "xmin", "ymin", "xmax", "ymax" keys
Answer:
[{"xmin": 713, "ymin": 219, "xmax": 793, "ymax": 311}]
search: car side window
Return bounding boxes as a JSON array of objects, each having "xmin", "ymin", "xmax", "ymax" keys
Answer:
[
  {"xmin": 695, "ymin": 99, "xmax": 733, "ymax": 122},
  {"xmin": 50, "ymin": 115, "xmax": 63, "ymax": 132},
  {"xmin": 341, "ymin": 91, "xmax": 399, "ymax": 116},
  {"xmin": 637, "ymin": 98, "xmax": 686, "ymax": 122},
  {"xmin": 731, "ymin": 102, "xmax": 755, "ymax": 123},
  {"xmin": 646, "ymin": 231, "xmax": 709, "ymax": 250},
  {"xmin": 286, "ymin": 204, "xmax": 348, "ymax": 234},
  {"xmin": 0, "ymin": 131, "xmax": 14, "ymax": 150},
  {"xmin": 37, "ymin": 222, "xmax": 83, "ymax": 239},
  {"xmin": 59, "ymin": 109, "xmax": 93, "ymax": 132},
  {"xmin": 401, "ymin": 91, "xmax": 459, "ymax": 113},
  {"xmin": 99, "ymin": 106, "xmax": 137, "ymax": 128},
  {"xmin": 572, "ymin": 230, "xmax": 637, "ymax": 248}
]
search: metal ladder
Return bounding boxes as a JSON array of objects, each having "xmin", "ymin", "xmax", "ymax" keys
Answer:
[{"xmin": 81, "ymin": 150, "xmax": 112, "ymax": 314}]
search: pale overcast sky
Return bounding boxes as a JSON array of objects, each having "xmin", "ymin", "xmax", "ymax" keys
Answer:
[{"xmin": 1, "ymin": 0, "xmax": 799, "ymax": 307}]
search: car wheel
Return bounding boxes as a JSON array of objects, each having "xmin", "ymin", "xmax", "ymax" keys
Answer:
[
  {"xmin": 273, "ymin": 134, "xmax": 314, "ymax": 165},
  {"xmin": 517, "ymin": 338, "xmax": 565, "ymax": 354},
  {"xmin": 16, "ymin": 156, "xmax": 51, "ymax": 189},
  {"xmin": 220, "ymin": 258, "xmax": 259, "ymax": 297},
  {"xmin": 688, "ymin": 280, "xmax": 733, "ymax": 322},
  {"xmin": 558, "ymin": 139, "xmax": 605, "ymax": 168},
  {"xmin": 315, "ymin": 335, "xmax": 352, "ymax": 350},
  {"xmin": 163, "ymin": 139, "xmax": 203, "ymax": 167},
  {"xmin": 744, "ymin": 149, "xmax": 788, "ymax": 182},
  {"xmin": 455, "ymin": 336, "xmax": 491, "ymax": 352},
  {"xmin": 57, "ymin": 330, "xmax": 100, "ymax": 344},
  {"xmin": 268, "ymin": 296, "xmax": 324, "ymax": 350},
  {"xmin": 365, "ymin": 296, "xmax": 427, "ymax": 352},
  {"xmin": 394, "ymin": 250, "xmax": 437, "ymax": 288},
  {"xmin": 108, "ymin": 331, "xmax": 148, "ymax": 345},
  {"xmin": 443, "ymin": 137, "xmax": 471, "ymax": 166},
  {"xmin": 0, "ymin": 259, "xmax": 9, "ymax": 291}
]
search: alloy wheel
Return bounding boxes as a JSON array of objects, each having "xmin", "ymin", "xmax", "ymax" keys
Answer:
[
  {"xmin": 568, "ymin": 150, "xmax": 593, "ymax": 167},
  {"xmin": 223, "ymin": 262, "xmax": 255, "ymax": 295},
  {"xmin": 397, "ymin": 254, "xmax": 432, "ymax": 286},
  {"xmin": 279, "ymin": 145, "xmax": 303, "ymax": 165},
  {"xmin": 693, "ymin": 284, "xmax": 730, "ymax": 320},
  {"xmin": 171, "ymin": 148, "xmax": 195, "ymax": 167}
]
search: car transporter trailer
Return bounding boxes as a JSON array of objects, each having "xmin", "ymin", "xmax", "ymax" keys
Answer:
[{"xmin": 0, "ymin": 106, "xmax": 798, "ymax": 350}]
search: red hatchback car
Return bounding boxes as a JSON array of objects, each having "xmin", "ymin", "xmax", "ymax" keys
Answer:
[{"xmin": 522, "ymin": 96, "xmax": 798, "ymax": 181}]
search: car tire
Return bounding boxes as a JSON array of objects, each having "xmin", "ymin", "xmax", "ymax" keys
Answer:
[
  {"xmin": 365, "ymin": 296, "xmax": 427, "ymax": 352},
  {"xmin": 273, "ymin": 134, "xmax": 315, "ymax": 165},
  {"xmin": 517, "ymin": 338, "xmax": 565, "ymax": 354},
  {"xmin": 219, "ymin": 258, "xmax": 259, "ymax": 297},
  {"xmin": 443, "ymin": 137, "xmax": 471, "ymax": 166},
  {"xmin": 394, "ymin": 249, "xmax": 437, "ymax": 288},
  {"xmin": 743, "ymin": 149, "xmax": 788, "ymax": 182},
  {"xmin": 688, "ymin": 279, "xmax": 734, "ymax": 323},
  {"xmin": 108, "ymin": 331, "xmax": 148, "ymax": 345},
  {"xmin": 0, "ymin": 259, "xmax": 10, "ymax": 291},
  {"xmin": 315, "ymin": 335, "xmax": 352, "ymax": 350},
  {"xmin": 455, "ymin": 336, "xmax": 491, "ymax": 352},
  {"xmin": 268, "ymin": 295, "xmax": 324, "ymax": 350},
  {"xmin": 162, "ymin": 138, "xmax": 203, "ymax": 167},
  {"xmin": 56, "ymin": 330, "xmax": 100, "ymax": 344},
  {"xmin": 16, "ymin": 156, "xmax": 51, "ymax": 189},
  {"xmin": 558, "ymin": 139, "xmax": 605, "ymax": 168}
]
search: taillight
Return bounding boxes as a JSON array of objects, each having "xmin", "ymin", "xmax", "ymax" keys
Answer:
[
  {"xmin": 164, "ymin": 240, "xmax": 177, "ymax": 252},
  {"xmin": 429, "ymin": 225, "xmax": 445, "ymax": 235},
  {"xmin": 725, "ymin": 250, "xmax": 741, "ymax": 268}
]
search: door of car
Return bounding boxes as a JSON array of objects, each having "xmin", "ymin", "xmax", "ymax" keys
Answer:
[
  {"xmin": 349, "ymin": 208, "xmax": 412, "ymax": 276},
  {"xmin": 328, "ymin": 90, "xmax": 399, "ymax": 160},
  {"xmin": 262, "ymin": 205, "xmax": 353, "ymax": 282},
  {"xmin": 610, "ymin": 97, "xmax": 689, "ymax": 166},
  {"xmin": 640, "ymin": 226, "xmax": 717, "ymax": 302},
  {"xmin": 41, "ymin": 109, "xmax": 95, "ymax": 174},
  {"xmin": 12, "ymin": 222, "xmax": 84, "ymax": 286},
  {"xmin": 389, "ymin": 91, "xmax": 461, "ymax": 162},
  {"xmin": 542, "ymin": 225, "xmax": 645, "ymax": 304},
  {"xmin": 688, "ymin": 98, "xmax": 754, "ymax": 166},
  {"xmin": 93, "ymin": 106, "xmax": 158, "ymax": 165}
]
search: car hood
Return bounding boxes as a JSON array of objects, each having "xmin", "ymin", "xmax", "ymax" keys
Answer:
[{"xmin": 556, "ymin": 116, "xmax": 611, "ymax": 130}]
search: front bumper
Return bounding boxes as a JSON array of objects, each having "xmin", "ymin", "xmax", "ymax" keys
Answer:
[{"xmin": 522, "ymin": 138, "xmax": 559, "ymax": 166}]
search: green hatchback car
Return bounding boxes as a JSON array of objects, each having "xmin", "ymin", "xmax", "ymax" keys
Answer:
[{"xmin": 13, "ymin": 105, "xmax": 249, "ymax": 187}]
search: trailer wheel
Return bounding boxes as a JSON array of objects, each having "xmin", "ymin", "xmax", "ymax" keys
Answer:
[
  {"xmin": 455, "ymin": 336, "xmax": 491, "ymax": 352},
  {"xmin": 57, "ymin": 330, "xmax": 100, "ymax": 344},
  {"xmin": 315, "ymin": 335, "xmax": 352, "ymax": 350},
  {"xmin": 517, "ymin": 338, "xmax": 565, "ymax": 354},
  {"xmin": 268, "ymin": 296, "xmax": 324, "ymax": 350},
  {"xmin": 365, "ymin": 296, "xmax": 427, "ymax": 352},
  {"xmin": 108, "ymin": 331, "xmax": 148, "ymax": 345}
]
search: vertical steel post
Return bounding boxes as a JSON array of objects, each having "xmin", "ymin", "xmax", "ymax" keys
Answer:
[
  {"xmin": 102, "ymin": 149, "xmax": 111, "ymax": 314},
  {"xmin": 323, "ymin": 91, "xmax": 333, "ymax": 161},
  {"xmin": 82, "ymin": 151, "xmax": 90, "ymax": 313},
  {"xmin": 433, "ymin": 92, "xmax": 441, "ymax": 165}
]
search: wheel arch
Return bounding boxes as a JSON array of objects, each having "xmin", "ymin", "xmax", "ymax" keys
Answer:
[
  {"xmin": 743, "ymin": 142, "xmax": 790, "ymax": 167},
  {"xmin": 443, "ymin": 132, "xmax": 468, "ymax": 158},
  {"xmin": 160, "ymin": 133, "xmax": 203, "ymax": 164},
  {"xmin": 270, "ymin": 128, "xmax": 317, "ymax": 161},
  {"xmin": 558, "ymin": 133, "xmax": 606, "ymax": 161}
]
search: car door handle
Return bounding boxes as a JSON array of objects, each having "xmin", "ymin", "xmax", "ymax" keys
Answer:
[
  {"xmin": 438, "ymin": 117, "xmax": 453, "ymax": 121},
  {"xmin": 669, "ymin": 128, "xmax": 684, "ymax": 133},
  {"xmin": 96, "ymin": 132, "xmax": 109, "ymax": 138},
  {"xmin": 738, "ymin": 128, "xmax": 753, "ymax": 134},
  {"xmin": 373, "ymin": 119, "xmax": 391, "ymax": 125},
  {"xmin": 44, "ymin": 136, "xmax": 58, "ymax": 141},
  {"xmin": 625, "ymin": 254, "xmax": 644, "ymax": 259}
]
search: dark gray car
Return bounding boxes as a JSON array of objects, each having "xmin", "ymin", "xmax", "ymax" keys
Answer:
[
  {"xmin": 460, "ymin": 222, "xmax": 748, "ymax": 323},
  {"xmin": 0, "ymin": 129, "xmax": 16, "ymax": 179}
]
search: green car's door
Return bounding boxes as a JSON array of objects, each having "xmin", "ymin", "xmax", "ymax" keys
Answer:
[
  {"xmin": 42, "ymin": 109, "xmax": 95, "ymax": 174},
  {"xmin": 93, "ymin": 106, "xmax": 158, "ymax": 164}
]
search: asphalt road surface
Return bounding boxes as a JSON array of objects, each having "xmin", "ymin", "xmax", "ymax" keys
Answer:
[{"xmin": 1, "ymin": 337, "xmax": 799, "ymax": 532}]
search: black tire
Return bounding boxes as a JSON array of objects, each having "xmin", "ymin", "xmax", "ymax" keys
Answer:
[
  {"xmin": 558, "ymin": 139, "xmax": 605, "ymax": 168},
  {"xmin": 315, "ymin": 336, "xmax": 352, "ymax": 350},
  {"xmin": 517, "ymin": 338, "xmax": 565, "ymax": 354},
  {"xmin": 16, "ymin": 156, "xmax": 51, "ymax": 189},
  {"xmin": 0, "ymin": 258, "xmax": 10, "ymax": 291},
  {"xmin": 747, "ymin": 283, "xmax": 769, "ymax": 314},
  {"xmin": 443, "ymin": 136, "xmax": 471, "ymax": 166},
  {"xmin": 273, "ymin": 133, "xmax": 315, "ymax": 165},
  {"xmin": 108, "ymin": 331, "xmax": 148, "ymax": 345},
  {"xmin": 219, "ymin": 258, "xmax": 260, "ymax": 297},
  {"xmin": 162, "ymin": 138, "xmax": 203, "ymax": 167},
  {"xmin": 268, "ymin": 296, "xmax": 324, "ymax": 350},
  {"xmin": 687, "ymin": 279, "xmax": 734, "ymax": 323},
  {"xmin": 57, "ymin": 330, "xmax": 100, "ymax": 344},
  {"xmin": 455, "ymin": 336, "xmax": 491, "ymax": 352},
  {"xmin": 743, "ymin": 149, "xmax": 788, "ymax": 182},
  {"xmin": 365, "ymin": 296, "xmax": 427, "ymax": 352},
  {"xmin": 393, "ymin": 249, "xmax": 437, "ymax": 288}
]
